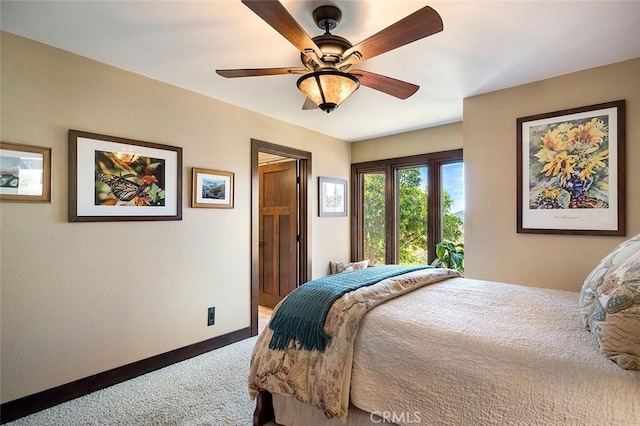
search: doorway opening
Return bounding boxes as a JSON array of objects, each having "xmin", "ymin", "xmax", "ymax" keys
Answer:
[{"xmin": 251, "ymin": 139, "xmax": 311, "ymax": 336}]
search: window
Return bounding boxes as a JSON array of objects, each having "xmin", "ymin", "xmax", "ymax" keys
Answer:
[
  {"xmin": 351, "ymin": 150, "xmax": 463, "ymax": 264},
  {"xmin": 441, "ymin": 162, "xmax": 464, "ymax": 245},
  {"xmin": 363, "ymin": 172, "xmax": 386, "ymax": 265}
]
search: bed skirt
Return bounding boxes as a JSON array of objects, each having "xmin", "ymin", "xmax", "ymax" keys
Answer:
[{"xmin": 273, "ymin": 393, "xmax": 399, "ymax": 426}]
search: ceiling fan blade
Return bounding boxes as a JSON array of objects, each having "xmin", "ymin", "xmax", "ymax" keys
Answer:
[
  {"xmin": 350, "ymin": 70, "xmax": 419, "ymax": 99},
  {"xmin": 241, "ymin": 0, "xmax": 323, "ymax": 58},
  {"xmin": 216, "ymin": 67, "xmax": 308, "ymax": 78},
  {"xmin": 343, "ymin": 6, "xmax": 443, "ymax": 63},
  {"xmin": 302, "ymin": 97, "xmax": 318, "ymax": 110}
]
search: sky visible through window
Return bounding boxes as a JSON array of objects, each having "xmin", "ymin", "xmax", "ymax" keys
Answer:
[
  {"xmin": 419, "ymin": 163, "xmax": 464, "ymax": 214},
  {"xmin": 443, "ymin": 163, "xmax": 464, "ymax": 214}
]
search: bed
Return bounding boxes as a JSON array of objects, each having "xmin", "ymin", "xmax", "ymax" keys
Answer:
[{"xmin": 249, "ymin": 237, "xmax": 640, "ymax": 426}]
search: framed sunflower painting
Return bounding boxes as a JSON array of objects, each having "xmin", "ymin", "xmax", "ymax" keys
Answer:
[
  {"xmin": 517, "ymin": 100, "xmax": 625, "ymax": 236},
  {"xmin": 68, "ymin": 130, "xmax": 182, "ymax": 222}
]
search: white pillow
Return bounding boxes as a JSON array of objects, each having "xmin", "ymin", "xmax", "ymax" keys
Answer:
[
  {"xmin": 579, "ymin": 233, "xmax": 640, "ymax": 329},
  {"xmin": 329, "ymin": 259, "xmax": 369, "ymax": 274},
  {"xmin": 590, "ymin": 250, "xmax": 640, "ymax": 370}
]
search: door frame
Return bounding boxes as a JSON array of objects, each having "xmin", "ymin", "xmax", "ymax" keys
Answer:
[{"xmin": 251, "ymin": 139, "xmax": 312, "ymax": 336}]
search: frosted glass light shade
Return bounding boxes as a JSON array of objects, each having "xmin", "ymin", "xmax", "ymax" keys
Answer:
[{"xmin": 297, "ymin": 69, "xmax": 359, "ymax": 113}]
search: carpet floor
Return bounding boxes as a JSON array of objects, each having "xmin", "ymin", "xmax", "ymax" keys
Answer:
[{"xmin": 7, "ymin": 336, "xmax": 261, "ymax": 426}]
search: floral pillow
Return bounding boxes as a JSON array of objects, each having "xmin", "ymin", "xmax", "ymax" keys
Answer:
[
  {"xmin": 329, "ymin": 260, "xmax": 369, "ymax": 274},
  {"xmin": 579, "ymin": 233, "xmax": 640, "ymax": 328},
  {"xmin": 589, "ymin": 250, "xmax": 640, "ymax": 370}
]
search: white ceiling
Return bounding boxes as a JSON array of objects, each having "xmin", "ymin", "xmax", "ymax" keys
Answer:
[{"xmin": 2, "ymin": 1, "xmax": 640, "ymax": 142}]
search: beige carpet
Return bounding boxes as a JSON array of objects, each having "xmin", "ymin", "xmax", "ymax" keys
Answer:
[
  {"xmin": 6, "ymin": 308, "xmax": 276, "ymax": 425},
  {"xmin": 6, "ymin": 335, "xmax": 264, "ymax": 426}
]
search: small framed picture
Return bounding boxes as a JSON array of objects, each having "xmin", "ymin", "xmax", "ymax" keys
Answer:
[
  {"xmin": 192, "ymin": 168, "xmax": 234, "ymax": 208},
  {"xmin": 0, "ymin": 142, "xmax": 52, "ymax": 203},
  {"xmin": 68, "ymin": 130, "xmax": 182, "ymax": 222},
  {"xmin": 319, "ymin": 176, "xmax": 347, "ymax": 217}
]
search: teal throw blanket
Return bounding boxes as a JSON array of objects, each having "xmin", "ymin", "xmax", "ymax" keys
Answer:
[{"xmin": 268, "ymin": 265, "xmax": 430, "ymax": 352}]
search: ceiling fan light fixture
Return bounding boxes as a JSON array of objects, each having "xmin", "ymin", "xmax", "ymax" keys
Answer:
[{"xmin": 297, "ymin": 69, "xmax": 359, "ymax": 113}]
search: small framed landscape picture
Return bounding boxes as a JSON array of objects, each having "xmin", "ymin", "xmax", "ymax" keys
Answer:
[
  {"xmin": 319, "ymin": 176, "xmax": 347, "ymax": 217},
  {"xmin": 0, "ymin": 142, "xmax": 51, "ymax": 203},
  {"xmin": 192, "ymin": 168, "xmax": 234, "ymax": 208}
]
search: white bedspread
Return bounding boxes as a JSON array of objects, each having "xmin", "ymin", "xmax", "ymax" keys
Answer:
[
  {"xmin": 350, "ymin": 277, "xmax": 640, "ymax": 426},
  {"xmin": 250, "ymin": 268, "xmax": 461, "ymax": 420}
]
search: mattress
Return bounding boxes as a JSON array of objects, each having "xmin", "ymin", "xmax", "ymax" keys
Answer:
[{"xmin": 348, "ymin": 277, "xmax": 640, "ymax": 425}]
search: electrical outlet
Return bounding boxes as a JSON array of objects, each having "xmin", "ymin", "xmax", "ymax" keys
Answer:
[{"xmin": 207, "ymin": 307, "xmax": 215, "ymax": 326}]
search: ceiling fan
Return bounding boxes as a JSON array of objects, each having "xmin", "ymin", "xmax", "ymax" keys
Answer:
[{"xmin": 216, "ymin": 1, "xmax": 443, "ymax": 113}]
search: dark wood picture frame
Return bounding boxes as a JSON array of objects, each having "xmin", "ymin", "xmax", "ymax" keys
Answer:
[
  {"xmin": 0, "ymin": 141, "xmax": 52, "ymax": 203},
  {"xmin": 516, "ymin": 100, "xmax": 625, "ymax": 236},
  {"xmin": 68, "ymin": 130, "xmax": 182, "ymax": 222},
  {"xmin": 318, "ymin": 176, "xmax": 347, "ymax": 217}
]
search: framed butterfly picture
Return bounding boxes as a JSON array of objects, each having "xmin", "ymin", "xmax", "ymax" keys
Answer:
[{"xmin": 68, "ymin": 130, "xmax": 182, "ymax": 222}]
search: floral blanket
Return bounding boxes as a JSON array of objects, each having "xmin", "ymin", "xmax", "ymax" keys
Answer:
[{"xmin": 248, "ymin": 267, "xmax": 461, "ymax": 421}]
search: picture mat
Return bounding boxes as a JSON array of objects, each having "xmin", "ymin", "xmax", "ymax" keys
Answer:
[
  {"xmin": 0, "ymin": 148, "xmax": 44, "ymax": 196},
  {"xmin": 76, "ymin": 137, "xmax": 178, "ymax": 216},
  {"xmin": 322, "ymin": 181, "xmax": 345, "ymax": 213},
  {"xmin": 521, "ymin": 106, "xmax": 619, "ymax": 231},
  {"xmin": 196, "ymin": 173, "xmax": 231, "ymax": 205}
]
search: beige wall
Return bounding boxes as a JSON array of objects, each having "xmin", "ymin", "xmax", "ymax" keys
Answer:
[
  {"xmin": 3, "ymin": 28, "xmax": 637, "ymax": 405},
  {"xmin": 464, "ymin": 58, "xmax": 640, "ymax": 291},
  {"xmin": 351, "ymin": 121, "xmax": 463, "ymax": 163},
  {"xmin": 0, "ymin": 32, "xmax": 351, "ymax": 402}
]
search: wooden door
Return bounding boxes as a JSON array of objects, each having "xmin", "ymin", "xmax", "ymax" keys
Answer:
[{"xmin": 259, "ymin": 160, "xmax": 298, "ymax": 308}]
